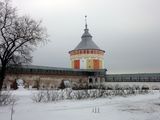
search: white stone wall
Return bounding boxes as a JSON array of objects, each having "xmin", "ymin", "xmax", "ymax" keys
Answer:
[{"xmin": 80, "ymin": 58, "xmax": 86, "ymax": 69}]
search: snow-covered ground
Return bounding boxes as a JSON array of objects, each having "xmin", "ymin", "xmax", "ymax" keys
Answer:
[{"xmin": 0, "ymin": 90, "xmax": 160, "ymax": 120}]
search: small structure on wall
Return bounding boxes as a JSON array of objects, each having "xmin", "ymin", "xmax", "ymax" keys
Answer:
[{"xmin": 69, "ymin": 16, "xmax": 105, "ymax": 69}]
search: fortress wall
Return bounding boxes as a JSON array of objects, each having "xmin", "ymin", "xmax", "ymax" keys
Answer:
[
  {"xmin": 3, "ymin": 73, "xmax": 89, "ymax": 89},
  {"xmin": 104, "ymin": 82, "xmax": 160, "ymax": 90}
]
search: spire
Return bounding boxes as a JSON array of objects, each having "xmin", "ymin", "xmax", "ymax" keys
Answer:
[
  {"xmin": 85, "ymin": 15, "xmax": 88, "ymax": 29},
  {"xmin": 74, "ymin": 15, "xmax": 100, "ymax": 50},
  {"xmin": 81, "ymin": 15, "xmax": 92, "ymax": 38}
]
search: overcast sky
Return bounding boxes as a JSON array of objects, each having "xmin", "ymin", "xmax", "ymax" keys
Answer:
[{"xmin": 12, "ymin": 0, "xmax": 160, "ymax": 74}]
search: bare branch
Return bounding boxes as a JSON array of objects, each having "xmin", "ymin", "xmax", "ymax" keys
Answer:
[{"xmin": 0, "ymin": 0, "xmax": 48, "ymax": 91}]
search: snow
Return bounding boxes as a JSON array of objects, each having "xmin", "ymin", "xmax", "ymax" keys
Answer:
[{"xmin": 0, "ymin": 90, "xmax": 160, "ymax": 120}]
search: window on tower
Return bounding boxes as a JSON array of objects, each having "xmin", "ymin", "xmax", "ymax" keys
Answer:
[
  {"xmin": 95, "ymin": 78, "xmax": 98, "ymax": 83},
  {"xmin": 89, "ymin": 78, "xmax": 93, "ymax": 83}
]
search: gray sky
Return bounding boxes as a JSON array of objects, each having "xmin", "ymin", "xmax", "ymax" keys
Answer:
[{"xmin": 12, "ymin": 0, "xmax": 160, "ymax": 74}]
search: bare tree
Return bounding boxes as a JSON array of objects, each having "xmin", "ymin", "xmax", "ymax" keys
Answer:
[{"xmin": 0, "ymin": 0, "xmax": 48, "ymax": 90}]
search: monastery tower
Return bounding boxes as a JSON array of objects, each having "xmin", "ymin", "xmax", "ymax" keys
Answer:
[{"xmin": 69, "ymin": 16, "xmax": 105, "ymax": 69}]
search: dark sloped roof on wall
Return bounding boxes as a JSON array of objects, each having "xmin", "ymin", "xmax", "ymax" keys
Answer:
[
  {"xmin": 21, "ymin": 65, "xmax": 106, "ymax": 72},
  {"xmin": 6, "ymin": 65, "xmax": 107, "ymax": 76}
]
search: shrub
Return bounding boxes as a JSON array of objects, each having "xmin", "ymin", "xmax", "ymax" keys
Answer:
[
  {"xmin": 32, "ymin": 87, "xmax": 150, "ymax": 103},
  {"xmin": 0, "ymin": 91, "xmax": 17, "ymax": 106}
]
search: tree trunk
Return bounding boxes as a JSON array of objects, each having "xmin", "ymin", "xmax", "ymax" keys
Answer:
[{"xmin": 0, "ymin": 65, "xmax": 6, "ymax": 91}]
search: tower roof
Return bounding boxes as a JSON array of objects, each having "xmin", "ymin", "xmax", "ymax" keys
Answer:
[{"xmin": 74, "ymin": 16, "xmax": 100, "ymax": 50}]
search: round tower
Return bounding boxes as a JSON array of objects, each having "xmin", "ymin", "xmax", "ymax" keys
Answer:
[{"xmin": 69, "ymin": 16, "xmax": 105, "ymax": 69}]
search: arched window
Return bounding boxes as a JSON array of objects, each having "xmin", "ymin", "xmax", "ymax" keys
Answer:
[
  {"xmin": 89, "ymin": 78, "xmax": 93, "ymax": 83},
  {"xmin": 95, "ymin": 78, "xmax": 98, "ymax": 83}
]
